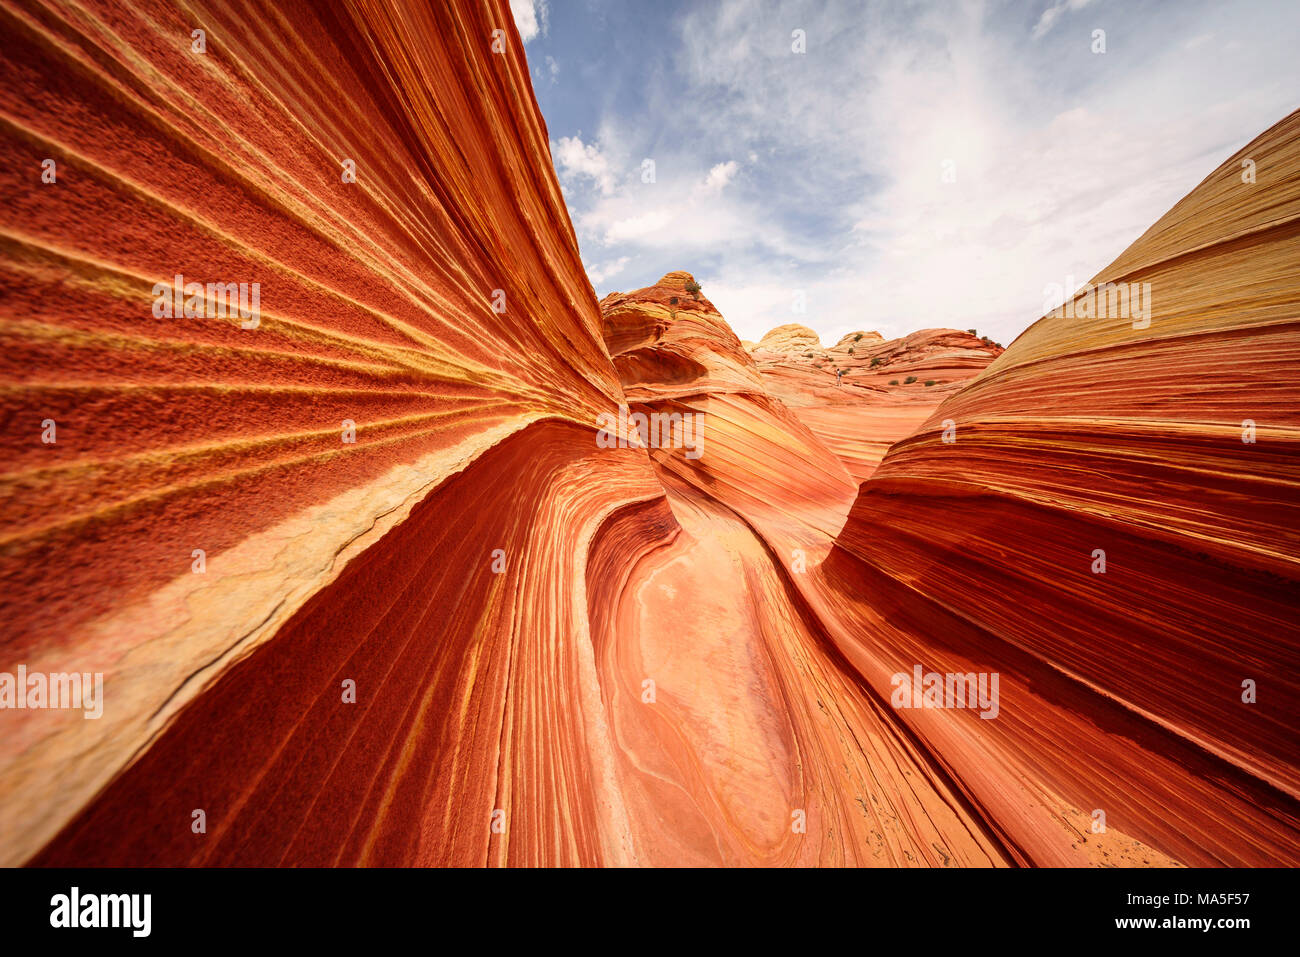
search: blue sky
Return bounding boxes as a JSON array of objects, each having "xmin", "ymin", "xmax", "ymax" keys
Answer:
[{"xmin": 511, "ymin": 0, "xmax": 1300, "ymax": 346}]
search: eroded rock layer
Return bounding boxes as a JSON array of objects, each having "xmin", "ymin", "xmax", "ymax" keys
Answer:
[
  {"xmin": 593, "ymin": 272, "xmax": 1009, "ymax": 864},
  {"xmin": 2, "ymin": 0, "xmax": 1297, "ymax": 868},
  {"xmin": 752, "ymin": 327, "xmax": 1003, "ymax": 481},
  {"xmin": 814, "ymin": 109, "xmax": 1300, "ymax": 866},
  {"xmin": 1, "ymin": 0, "xmax": 639, "ymax": 866}
]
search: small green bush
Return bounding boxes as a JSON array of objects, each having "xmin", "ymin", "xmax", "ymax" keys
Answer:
[
  {"xmin": 854, "ymin": 332, "xmax": 864, "ymax": 341},
  {"xmin": 848, "ymin": 346, "xmax": 854, "ymax": 354},
  {"xmin": 684, "ymin": 279, "xmax": 702, "ymax": 298},
  {"xmin": 889, "ymin": 379, "xmax": 899, "ymax": 386},
  {"xmin": 967, "ymin": 328, "xmax": 976, "ymax": 335},
  {"xmin": 904, "ymin": 375, "xmax": 917, "ymax": 384},
  {"xmin": 924, "ymin": 380, "xmax": 936, "ymax": 386},
  {"xmin": 870, "ymin": 357, "xmax": 883, "ymax": 367},
  {"xmin": 669, "ymin": 296, "xmax": 679, "ymax": 305}
]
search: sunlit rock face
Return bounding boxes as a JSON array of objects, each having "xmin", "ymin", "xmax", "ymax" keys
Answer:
[
  {"xmin": 753, "ymin": 322, "xmax": 827, "ymax": 357},
  {"xmin": 3, "ymin": 0, "xmax": 1297, "ymax": 869},
  {"xmin": 753, "ymin": 327, "xmax": 1003, "ymax": 481},
  {"xmin": 2, "ymin": 0, "xmax": 648, "ymax": 866},
  {"xmin": 815, "ymin": 108, "xmax": 1300, "ymax": 866},
  {"xmin": 593, "ymin": 273, "xmax": 1010, "ymax": 865},
  {"xmin": 600, "ymin": 272, "xmax": 856, "ymax": 550}
]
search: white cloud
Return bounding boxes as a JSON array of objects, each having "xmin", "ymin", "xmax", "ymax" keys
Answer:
[
  {"xmin": 586, "ymin": 256, "xmax": 631, "ymax": 284},
  {"xmin": 1032, "ymin": 0, "xmax": 1095, "ymax": 41},
  {"xmin": 546, "ymin": 0, "xmax": 1300, "ymax": 346},
  {"xmin": 552, "ymin": 135, "xmax": 616, "ymax": 196},
  {"xmin": 601, "ymin": 208, "xmax": 675, "ymax": 244},
  {"xmin": 703, "ymin": 160, "xmax": 739, "ymax": 192},
  {"xmin": 510, "ymin": 0, "xmax": 548, "ymax": 43}
]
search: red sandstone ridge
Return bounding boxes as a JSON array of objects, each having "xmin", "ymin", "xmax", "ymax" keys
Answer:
[
  {"xmin": 1, "ymin": 0, "xmax": 646, "ymax": 867},
  {"xmin": 810, "ymin": 109, "xmax": 1300, "ymax": 866},
  {"xmin": 751, "ymin": 325, "xmax": 1003, "ymax": 480},
  {"xmin": 592, "ymin": 275, "xmax": 1009, "ymax": 864},
  {"xmin": 2, "ymin": 0, "xmax": 1297, "ymax": 869},
  {"xmin": 599, "ymin": 272, "xmax": 855, "ymax": 548}
]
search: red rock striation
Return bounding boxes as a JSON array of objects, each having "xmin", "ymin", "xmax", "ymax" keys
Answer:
[
  {"xmin": 753, "ymin": 326, "xmax": 1002, "ymax": 481},
  {"xmin": 1, "ymin": 0, "xmax": 640, "ymax": 866},
  {"xmin": 600, "ymin": 272, "xmax": 856, "ymax": 549},
  {"xmin": 812, "ymin": 109, "xmax": 1300, "ymax": 865},
  {"xmin": 1, "ymin": 0, "xmax": 1297, "ymax": 868},
  {"xmin": 592, "ymin": 273, "xmax": 1008, "ymax": 864}
]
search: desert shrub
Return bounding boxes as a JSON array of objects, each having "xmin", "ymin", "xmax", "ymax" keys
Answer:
[
  {"xmin": 925, "ymin": 380, "xmax": 936, "ymax": 386},
  {"xmin": 967, "ymin": 328, "xmax": 977, "ymax": 335},
  {"xmin": 870, "ymin": 357, "xmax": 883, "ymax": 367},
  {"xmin": 854, "ymin": 332, "xmax": 864, "ymax": 341},
  {"xmin": 669, "ymin": 296, "xmax": 679, "ymax": 305},
  {"xmin": 904, "ymin": 375, "xmax": 917, "ymax": 384},
  {"xmin": 848, "ymin": 346, "xmax": 854, "ymax": 354},
  {"xmin": 889, "ymin": 379, "xmax": 899, "ymax": 385},
  {"xmin": 684, "ymin": 279, "xmax": 702, "ymax": 298}
]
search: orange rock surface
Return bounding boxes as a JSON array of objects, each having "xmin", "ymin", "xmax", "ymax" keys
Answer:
[
  {"xmin": 812, "ymin": 110, "xmax": 1300, "ymax": 866},
  {"xmin": 1, "ymin": 0, "xmax": 1296, "ymax": 868},
  {"xmin": 753, "ymin": 326, "xmax": 1002, "ymax": 480},
  {"xmin": 2, "ymin": 0, "xmax": 640, "ymax": 866}
]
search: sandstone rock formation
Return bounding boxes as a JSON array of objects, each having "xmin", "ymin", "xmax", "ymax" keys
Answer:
[
  {"xmin": 753, "ymin": 326, "xmax": 1002, "ymax": 480},
  {"xmin": 1, "ymin": 0, "xmax": 1296, "ymax": 868},
  {"xmin": 2, "ymin": 0, "xmax": 637, "ymax": 867},
  {"xmin": 814, "ymin": 110, "xmax": 1300, "ymax": 866},
  {"xmin": 753, "ymin": 322, "xmax": 826, "ymax": 357}
]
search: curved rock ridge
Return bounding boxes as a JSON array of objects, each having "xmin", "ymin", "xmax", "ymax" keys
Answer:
[
  {"xmin": 813, "ymin": 108, "xmax": 1300, "ymax": 865},
  {"xmin": 601, "ymin": 272, "xmax": 768, "ymax": 399},
  {"xmin": 593, "ymin": 275, "xmax": 1012, "ymax": 865},
  {"xmin": 599, "ymin": 272, "xmax": 854, "ymax": 550},
  {"xmin": 830, "ymin": 330, "xmax": 884, "ymax": 353},
  {"xmin": 754, "ymin": 322, "xmax": 826, "ymax": 355},
  {"xmin": 2, "ymin": 0, "xmax": 1297, "ymax": 870},
  {"xmin": 756, "ymin": 326, "xmax": 1002, "ymax": 384},
  {"xmin": 754, "ymin": 328, "xmax": 1004, "ymax": 481},
  {"xmin": 0, "ymin": 0, "xmax": 644, "ymax": 866}
]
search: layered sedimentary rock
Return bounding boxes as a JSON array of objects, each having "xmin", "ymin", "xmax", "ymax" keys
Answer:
[
  {"xmin": 753, "ymin": 326, "xmax": 1002, "ymax": 480},
  {"xmin": 600, "ymin": 273, "xmax": 856, "ymax": 549},
  {"xmin": 753, "ymin": 322, "xmax": 826, "ymax": 358},
  {"xmin": 830, "ymin": 330, "xmax": 884, "ymax": 353},
  {"xmin": 1, "ymin": 0, "xmax": 643, "ymax": 866},
  {"xmin": 2, "ymin": 0, "xmax": 1297, "ymax": 868},
  {"xmin": 593, "ymin": 273, "xmax": 1008, "ymax": 864},
  {"xmin": 812, "ymin": 109, "xmax": 1300, "ymax": 865}
]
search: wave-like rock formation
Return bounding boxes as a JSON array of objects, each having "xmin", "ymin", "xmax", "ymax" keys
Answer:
[
  {"xmin": 593, "ymin": 273, "xmax": 1013, "ymax": 864},
  {"xmin": 2, "ymin": 0, "xmax": 641, "ymax": 867},
  {"xmin": 752, "ymin": 327, "xmax": 1002, "ymax": 480},
  {"xmin": 1, "ymin": 0, "xmax": 1297, "ymax": 867},
  {"xmin": 814, "ymin": 111, "xmax": 1300, "ymax": 865}
]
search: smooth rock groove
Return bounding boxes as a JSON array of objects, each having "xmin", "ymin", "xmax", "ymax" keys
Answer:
[{"xmin": 1, "ymin": 1, "xmax": 1296, "ymax": 866}]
